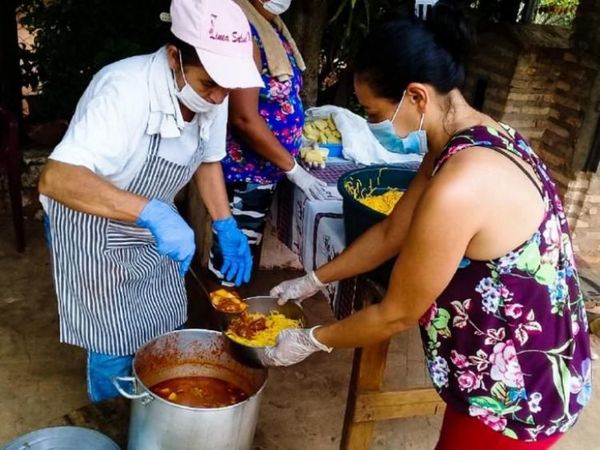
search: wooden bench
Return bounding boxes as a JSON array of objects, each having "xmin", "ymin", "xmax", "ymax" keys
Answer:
[{"xmin": 340, "ymin": 277, "xmax": 446, "ymax": 449}]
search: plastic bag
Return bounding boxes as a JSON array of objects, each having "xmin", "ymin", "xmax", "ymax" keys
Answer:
[{"xmin": 305, "ymin": 105, "xmax": 423, "ymax": 166}]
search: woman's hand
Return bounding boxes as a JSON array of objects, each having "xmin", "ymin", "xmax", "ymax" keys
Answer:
[
  {"xmin": 213, "ymin": 217, "xmax": 253, "ymax": 286},
  {"xmin": 270, "ymin": 271, "xmax": 325, "ymax": 304},
  {"xmin": 264, "ymin": 326, "xmax": 332, "ymax": 367},
  {"xmin": 285, "ymin": 161, "xmax": 328, "ymax": 200}
]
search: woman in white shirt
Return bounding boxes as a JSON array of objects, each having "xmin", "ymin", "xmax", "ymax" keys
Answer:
[{"xmin": 38, "ymin": 0, "xmax": 262, "ymax": 402}]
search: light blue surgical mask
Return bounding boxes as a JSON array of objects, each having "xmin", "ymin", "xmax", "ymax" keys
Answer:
[{"xmin": 368, "ymin": 91, "xmax": 428, "ymax": 155}]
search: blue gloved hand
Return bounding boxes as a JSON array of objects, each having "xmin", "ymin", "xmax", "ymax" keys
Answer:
[
  {"xmin": 213, "ymin": 217, "xmax": 252, "ymax": 286},
  {"xmin": 136, "ymin": 199, "xmax": 195, "ymax": 277}
]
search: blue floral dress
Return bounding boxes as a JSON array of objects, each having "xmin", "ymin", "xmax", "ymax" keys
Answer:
[
  {"xmin": 419, "ymin": 124, "xmax": 591, "ymax": 442},
  {"xmin": 221, "ymin": 25, "xmax": 304, "ymax": 185}
]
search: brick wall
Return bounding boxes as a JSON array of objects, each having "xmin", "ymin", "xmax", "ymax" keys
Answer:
[
  {"xmin": 565, "ymin": 172, "xmax": 600, "ymax": 267},
  {"xmin": 463, "ymin": 31, "xmax": 519, "ymax": 120},
  {"xmin": 535, "ymin": 51, "xmax": 598, "ymax": 194},
  {"xmin": 465, "ymin": 24, "xmax": 600, "ymax": 267}
]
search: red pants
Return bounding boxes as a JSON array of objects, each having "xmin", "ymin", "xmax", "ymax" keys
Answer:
[{"xmin": 436, "ymin": 406, "xmax": 563, "ymax": 450}]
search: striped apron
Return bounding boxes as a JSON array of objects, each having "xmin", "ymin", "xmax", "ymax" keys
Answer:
[{"xmin": 47, "ymin": 134, "xmax": 204, "ymax": 355}]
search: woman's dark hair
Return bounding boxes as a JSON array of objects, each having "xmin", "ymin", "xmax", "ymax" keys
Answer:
[
  {"xmin": 354, "ymin": 1, "xmax": 474, "ymax": 101},
  {"xmin": 167, "ymin": 32, "xmax": 202, "ymax": 67}
]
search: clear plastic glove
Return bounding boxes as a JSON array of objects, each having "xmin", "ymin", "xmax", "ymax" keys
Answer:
[
  {"xmin": 213, "ymin": 217, "xmax": 253, "ymax": 287},
  {"xmin": 270, "ymin": 271, "xmax": 326, "ymax": 305},
  {"xmin": 136, "ymin": 199, "xmax": 195, "ymax": 277},
  {"xmin": 263, "ymin": 326, "xmax": 332, "ymax": 367},
  {"xmin": 285, "ymin": 161, "xmax": 328, "ymax": 200}
]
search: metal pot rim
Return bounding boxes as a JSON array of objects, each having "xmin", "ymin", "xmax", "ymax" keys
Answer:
[{"xmin": 132, "ymin": 329, "xmax": 268, "ymax": 411}]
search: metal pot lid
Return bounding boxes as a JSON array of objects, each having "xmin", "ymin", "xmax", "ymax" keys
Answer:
[{"xmin": 2, "ymin": 426, "xmax": 119, "ymax": 450}]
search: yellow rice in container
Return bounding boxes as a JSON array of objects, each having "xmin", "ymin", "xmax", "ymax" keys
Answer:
[
  {"xmin": 344, "ymin": 177, "xmax": 404, "ymax": 216},
  {"xmin": 226, "ymin": 312, "xmax": 301, "ymax": 347},
  {"xmin": 357, "ymin": 191, "xmax": 403, "ymax": 215}
]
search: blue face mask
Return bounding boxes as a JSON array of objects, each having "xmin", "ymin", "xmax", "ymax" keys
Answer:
[{"xmin": 368, "ymin": 92, "xmax": 428, "ymax": 155}]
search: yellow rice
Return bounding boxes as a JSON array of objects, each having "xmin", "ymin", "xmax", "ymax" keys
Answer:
[
  {"xmin": 357, "ymin": 191, "xmax": 404, "ymax": 215},
  {"xmin": 226, "ymin": 311, "xmax": 301, "ymax": 347},
  {"xmin": 344, "ymin": 177, "xmax": 404, "ymax": 216}
]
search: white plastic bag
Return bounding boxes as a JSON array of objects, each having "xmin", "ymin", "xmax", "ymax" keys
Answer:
[{"xmin": 305, "ymin": 105, "xmax": 423, "ymax": 166}]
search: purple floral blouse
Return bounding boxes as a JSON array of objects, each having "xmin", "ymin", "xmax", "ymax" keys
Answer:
[
  {"xmin": 419, "ymin": 124, "xmax": 591, "ymax": 441},
  {"xmin": 221, "ymin": 25, "xmax": 304, "ymax": 185}
]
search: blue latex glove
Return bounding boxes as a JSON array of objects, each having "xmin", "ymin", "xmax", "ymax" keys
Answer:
[
  {"xmin": 213, "ymin": 217, "xmax": 252, "ymax": 286},
  {"xmin": 136, "ymin": 199, "xmax": 195, "ymax": 277}
]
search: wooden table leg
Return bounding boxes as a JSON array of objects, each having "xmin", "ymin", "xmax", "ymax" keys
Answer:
[{"xmin": 340, "ymin": 338, "xmax": 390, "ymax": 450}]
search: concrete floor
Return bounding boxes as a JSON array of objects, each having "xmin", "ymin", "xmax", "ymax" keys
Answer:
[{"xmin": 1, "ymin": 217, "xmax": 600, "ymax": 449}]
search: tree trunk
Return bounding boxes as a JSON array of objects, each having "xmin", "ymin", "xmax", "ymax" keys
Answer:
[
  {"xmin": 498, "ymin": 0, "xmax": 522, "ymax": 23},
  {"xmin": 522, "ymin": 0, "xmax": 539, "ymax": 24},
  {"xmin": 0, "ymin": 0, "xmax": 21, "ymax": 114},
  {"xmin": 285, "ymin": 0, "xmax": 332, "ymax": 107}
]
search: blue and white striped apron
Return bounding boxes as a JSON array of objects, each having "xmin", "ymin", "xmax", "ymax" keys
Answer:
[{"xmin": 47, "ymin": 134, "xmax": 204, "ymax": 355}]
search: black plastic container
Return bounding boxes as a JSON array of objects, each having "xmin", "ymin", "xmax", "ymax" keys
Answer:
[{"xmin": 337, "ymin": 166, "xmax": 417, "ymax": 285}]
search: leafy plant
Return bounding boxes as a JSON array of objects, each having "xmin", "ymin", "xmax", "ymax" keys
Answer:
[
  {"xmin": 535, "ymin": 0, "xmax": 579, "ymax": 26},
  {"xmin": 18, "ymin": 0, "xmax": 170, "ymax": 121}
]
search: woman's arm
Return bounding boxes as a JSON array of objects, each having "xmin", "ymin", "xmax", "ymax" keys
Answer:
[
  {"xmin": 228, "ymin": 42, "xmax": 295, "ymax": 171},
  {"xmin": 315, "ymin": 166, "xmax": 485, "ymax": 348},
  {"xmin": 39, "ymin": 160, "xmax": 147, "ymax": 221},
  {"xmin": 193, "ymin": 162, "xmax": 232, "ymax": 220}
]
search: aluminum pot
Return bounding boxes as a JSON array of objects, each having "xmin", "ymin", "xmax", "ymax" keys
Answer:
[{"xmin": 113, "ymin": 329, "xmax": 267, "ymax": 450}]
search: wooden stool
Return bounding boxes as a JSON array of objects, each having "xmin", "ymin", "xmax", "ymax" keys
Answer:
[{"xmin": 340, "ymin": 277, "xmax": 446, "ymax": 449}]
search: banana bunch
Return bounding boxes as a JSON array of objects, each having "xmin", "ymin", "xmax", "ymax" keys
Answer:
[{"xmin": 303, "ymin": 117, "xmax": 342, "ymax": 144}]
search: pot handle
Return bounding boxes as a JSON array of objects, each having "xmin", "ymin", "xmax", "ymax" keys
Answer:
[{"xmin": 112, "ymin": 376, "xmax": 153, "ymax": 405}]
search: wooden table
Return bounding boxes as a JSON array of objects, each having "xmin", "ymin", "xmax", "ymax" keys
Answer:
[{"xmin": 340, "ymin": 277, "xmax": 446, "ymax": 450}]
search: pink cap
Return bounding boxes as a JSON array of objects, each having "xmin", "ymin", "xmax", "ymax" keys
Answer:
[{"xmin": 170, "ymin": 0, "xmax": 263, "ymax": 89}]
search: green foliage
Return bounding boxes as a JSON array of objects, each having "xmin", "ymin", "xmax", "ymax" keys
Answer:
[
  {"xmin": 18, "ymin": 0, "xmax": 171, "ymax": 120},
  {"xmin": 536, "ymin": 0, "xmax": 579, "ymax": 26}
]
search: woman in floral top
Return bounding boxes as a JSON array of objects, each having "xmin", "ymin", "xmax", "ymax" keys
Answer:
[
  {"xmin": 207, "ymin": 0, "xmax": 327, "ymax": 286},
  {"xmin": 265, "ymin": 2, "xmax": 591, "ymax": 449}
]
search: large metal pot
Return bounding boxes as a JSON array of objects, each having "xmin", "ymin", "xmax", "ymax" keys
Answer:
[{"xmin": 113, "ymin": 329, "xmax": 267, "ymax": 450}]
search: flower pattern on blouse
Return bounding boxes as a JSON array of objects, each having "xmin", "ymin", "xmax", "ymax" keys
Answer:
[
  {"xmin": 419, "ymin": 124, "xmax": 591, "ymax": 442},
  {"xmin": 221, "ymin": 25, "xmax": 304, "ymax": 184}
]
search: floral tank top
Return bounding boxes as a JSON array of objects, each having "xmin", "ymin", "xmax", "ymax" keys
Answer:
[
  {"xmin": 221, "ymin": 25, "xmax": 304, "ymax": 185},
  {"xmin": 419, "ymin": 124, "xmax": 591, "ymax": 442}
]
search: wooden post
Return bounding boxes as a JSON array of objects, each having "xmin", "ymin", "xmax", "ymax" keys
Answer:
[
  {"xmin": 0, "ymin": 0, "xmax": 21, "ymax": 114},
  {"xmin": 340, "ymin": 340, "xmax": 391, "ymax": 450}
]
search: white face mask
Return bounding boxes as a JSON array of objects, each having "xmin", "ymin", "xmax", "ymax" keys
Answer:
[
  {"xmin": 174, "ymin": 52, "xmax": 218, "ymax": 115},
  {"xmin": 262, "ymin": 0, "xmax": 291, "ymax": 15}
]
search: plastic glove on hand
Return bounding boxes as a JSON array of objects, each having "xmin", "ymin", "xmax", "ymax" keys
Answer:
[
  {"xmin": 136, "ymin": 199, "xmax": 195, "ymax": 277},
  {"xmin": 213, "ymin": 217, "xmax": 253, "ymax": 287},
  {"xmin": 264, "ymin": 326, "xmax": 332, "ymax": 367},
  {"xmin": 285, "ymin": 161, "xmax": 328, "ymax": 200},
  {"xmin": 270, "ymin": 271, "xmax": 325, "ymax": 305}
]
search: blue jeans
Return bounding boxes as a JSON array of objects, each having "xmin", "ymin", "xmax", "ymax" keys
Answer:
[
  {"xmin": 87, "ymin": 325, "xmax": 186, "ymax": 403},
  {"xmin": 43, "ymin": 213, "xmax": 51, "ymax": 248},
  {"xmin": 87, "ymin": 351, "xmax": 134, "ymax": 402}
]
